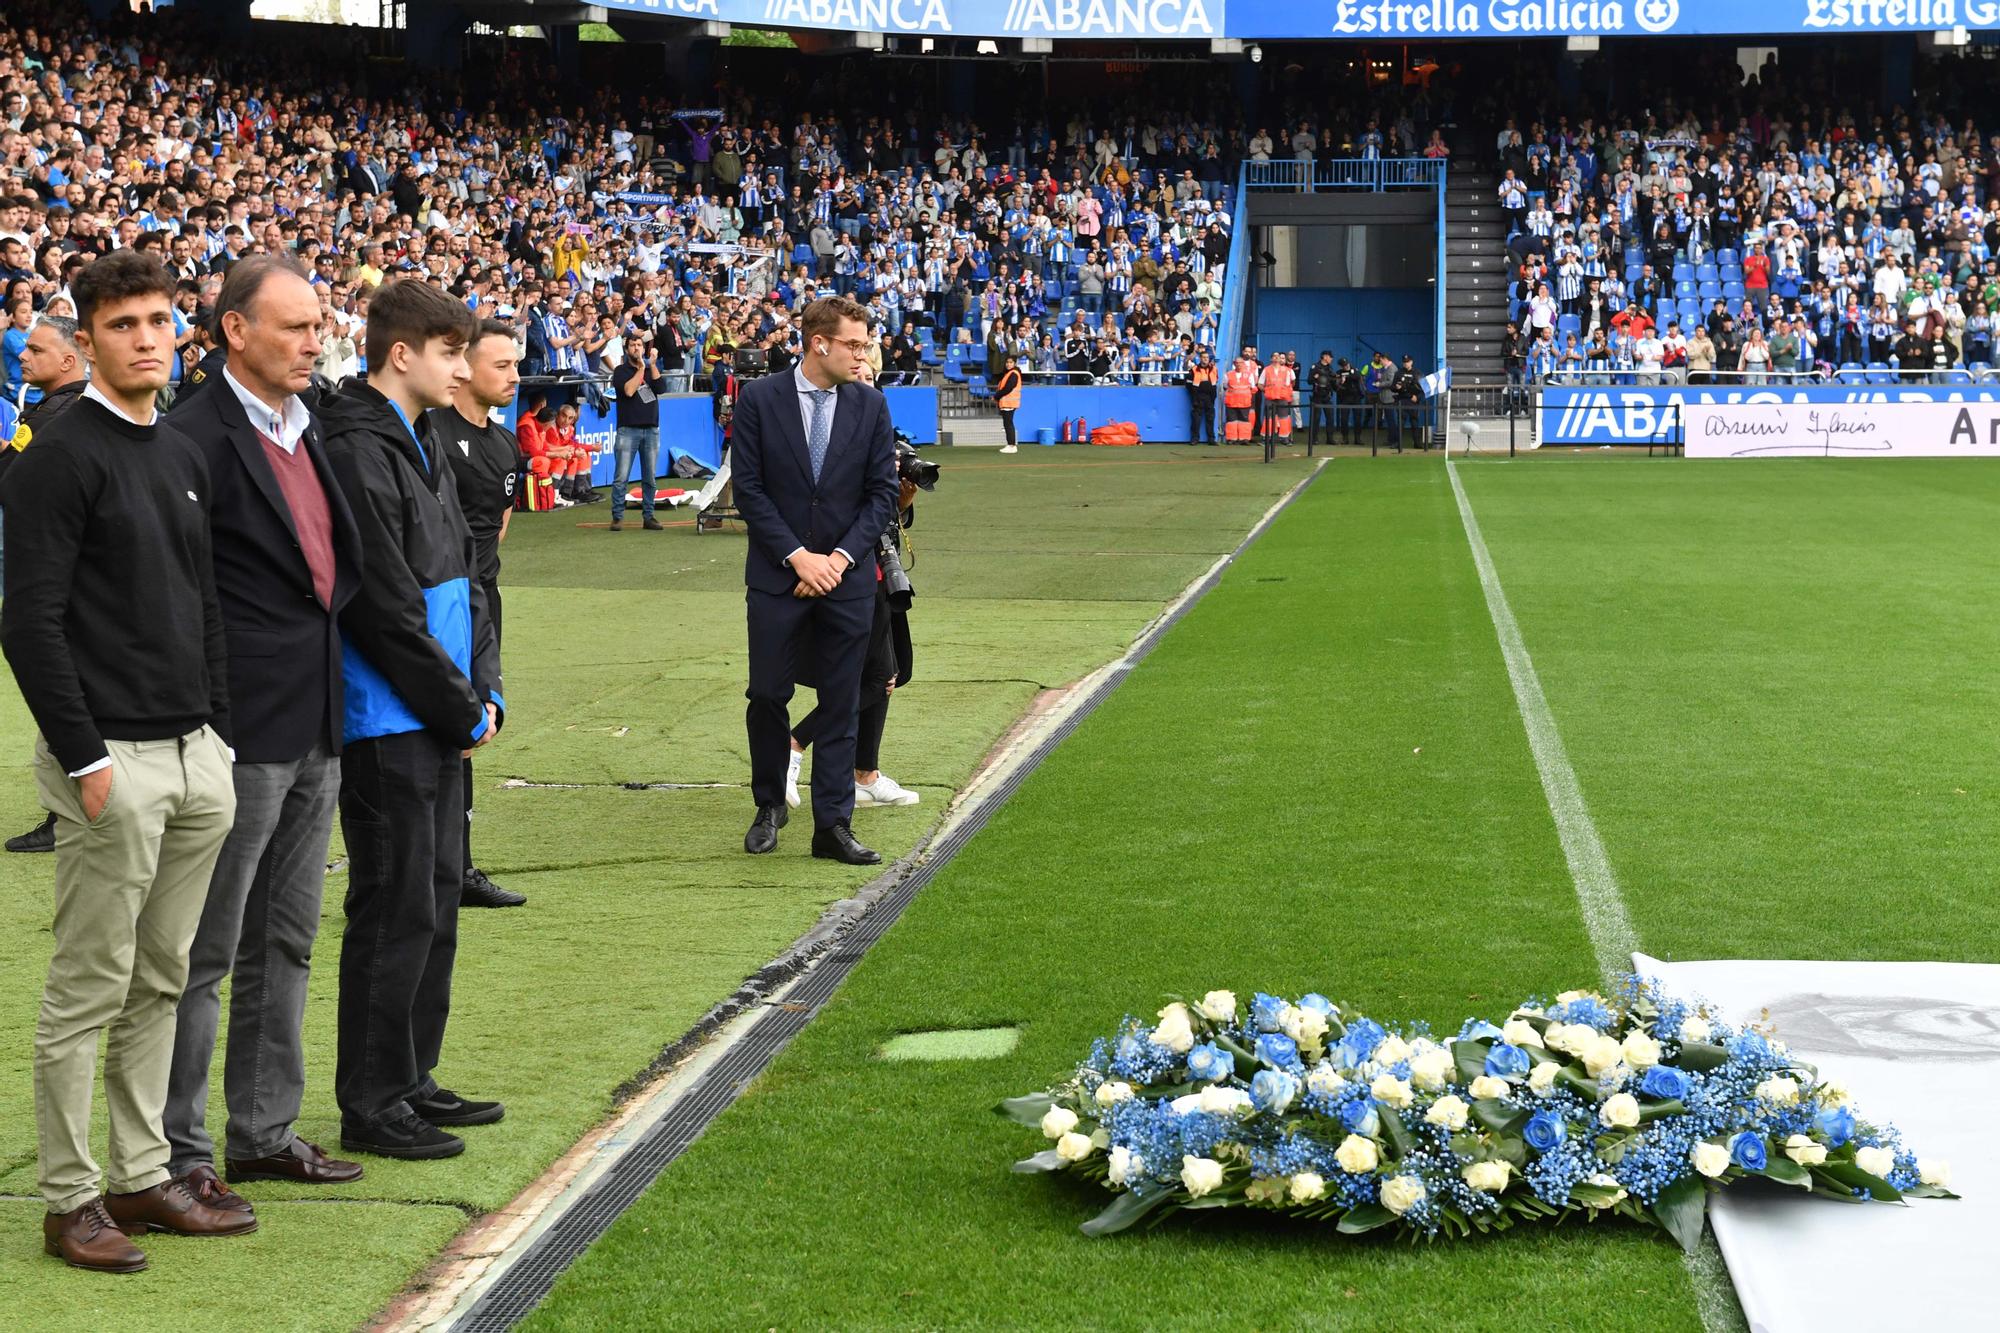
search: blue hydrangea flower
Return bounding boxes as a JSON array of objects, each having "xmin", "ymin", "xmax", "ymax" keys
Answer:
[{"xmin": 1185, "ymin": 1042, "xmax": 1232, "ymax": 1084}]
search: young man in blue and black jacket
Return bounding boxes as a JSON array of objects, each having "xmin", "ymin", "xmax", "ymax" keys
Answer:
[{"xmin": 320, "ymin": 278, "xmax": 505, "ymax": 1161}]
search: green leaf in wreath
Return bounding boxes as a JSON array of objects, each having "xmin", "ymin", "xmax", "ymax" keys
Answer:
[
  {"xmin": 1636, "ymin": 1097, "xmax": 1687, "ymax": 1124},
  {"xmin": 1755, "ymin": 1156, "xmax": 1812, "ymax": 1189},
  {"xmin": 1079, "ymin": 1188, "xmax": 1179, "ymax": 1236},
  {"xmin": 1214, "ymin": 1033, "xmax": 1258, "ymax": 1080},
  {"xmin": 1649, "ymin": 1174, "xmax": 1708, "ymax": 1254},
  {"xmin": 1012, "ymin": 1148, "xmax": 1068, "ymax": 1173},
  {"xmin": 1336, "ymin": 1203, "xmax": 1399, "ymax": 1235},
  {"xmin": 998, "ymin": 1093, "xmax": 1056, "ymax": 1126},
  {"xmin": 1675, "ymin": 1043, "xmax": 1731, "ymax": 1072},
  {"xmin": 1454, "ymin": 1040, "xmax": 1492, "ymax": 1086},
  {"xmin": 1813, "ymin": 1160, "xmax": 1904, "ymax": 1203},
  {"xmin": 1379, "ymin": 1108, "xmax": 1415, "ymax": 1159},
  {"xmin": 1471, "ymin": 1098, "xmax": 1530, "ymax": 1136}
]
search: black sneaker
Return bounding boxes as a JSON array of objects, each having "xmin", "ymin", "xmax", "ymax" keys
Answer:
[
  {"xmin": 6, "ymin": 813, "xmax": 55, "ymax": 853},
  {"xmin": 410, "ymin": 1088, "xmax": 505, "ymax": 1127},
  {"xmin": 461, "ymin": 867, "xmax": 526, "ymax": 909},
  {"xmin": 340, "ymin": 1113, "xmax": 464, "ymax": 1160}
]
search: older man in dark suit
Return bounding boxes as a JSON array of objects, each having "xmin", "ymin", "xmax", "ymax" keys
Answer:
[
  {"xmin": 732, "ymin": 296, "xmax": 900, "ymax": 865},
  {"xmin": 162, "ymin": 256, "xmax": 366, "ymax": 1202}
]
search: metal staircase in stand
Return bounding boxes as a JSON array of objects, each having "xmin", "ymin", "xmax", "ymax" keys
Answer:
[
  {"xmin": 937, "ymin": 378, "xmax": 1009, "ymax": 446},
  {"xmin": 1442, "ymin": 167, "xmax": 1512, "ymax": 412}
]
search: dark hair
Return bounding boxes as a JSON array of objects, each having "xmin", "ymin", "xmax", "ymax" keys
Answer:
[
  {"xmin": 215, "ymin": 254, "xmax": 309, "ymax": 327},
  {"xmin": 72, "ymin": 250, "xmax": 176, "ymax": 333},
  {"xmin": 470, "ymin": 317, "xmax": 515, "ymax": 350},
  {"xmin": 365, "ymin": 276, "xmax": 474, "ymax": 370}
]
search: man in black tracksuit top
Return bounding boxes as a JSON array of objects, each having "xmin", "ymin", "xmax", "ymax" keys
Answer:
[
  {"xmin": 1306, "ymin": 351, "xmax": 1338, "ymax": 448},
  {"xmin": 319, "ymin": 280, "xmax": 504, "ymax": 1162}
]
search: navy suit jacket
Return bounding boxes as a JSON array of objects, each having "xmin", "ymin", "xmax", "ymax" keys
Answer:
[{"xmin": 730, "ymin": 369, "xmax": 899, "ymax": 602}]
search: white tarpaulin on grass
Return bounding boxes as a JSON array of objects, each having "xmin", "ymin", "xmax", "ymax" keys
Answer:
[{"xmin": 1633, "ymin": 953, "xmax": 2000, "ymax": 1333}]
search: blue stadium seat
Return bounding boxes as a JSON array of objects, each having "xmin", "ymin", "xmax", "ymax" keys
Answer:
[
  {"xmin": 1720, "ymin": 264, "xmax": 1744, "ymax": 284},
  {"xmin": 1696, "ymin": 263, "xmax": 1719, "ymax": 282},
  {"xmin": 1722, "ymin": 282, "xmax": 1745, "ymax": 303},
  {"xmin": 1557, "ymin": 314, "xmax": 1581, "ymax": 338},
  {"xmin": 1697, "ymin": 281, "xmax": 1722, "ymax": 300},
  {"xmin": 1718, "ymin": 249, "xmax": 1740, "ymax": 266},
  {"xmin": 1672, "ymin": 263, "xmax": 1693, "ymax": 284}
]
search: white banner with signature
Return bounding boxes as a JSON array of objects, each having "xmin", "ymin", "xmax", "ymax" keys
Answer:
[{"xmin": 1685, "ymin": 400, "xmax": 2000, "ymax": 458}]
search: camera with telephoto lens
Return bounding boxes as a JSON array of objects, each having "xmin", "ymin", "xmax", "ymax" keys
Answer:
[{"xmin": 895, "ymin": 441, "xmax": 940, "ymax": 491}]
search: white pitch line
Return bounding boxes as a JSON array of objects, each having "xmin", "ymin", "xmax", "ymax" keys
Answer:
[{"xmin": 1445, "ymin": 459, "xmax": 1743, "ymax": 1333}]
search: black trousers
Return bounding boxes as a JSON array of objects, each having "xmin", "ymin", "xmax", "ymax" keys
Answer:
[
  {"xmin": 746, "ymin": 587, "xmax": 873, "ymax": 828},
  {"xmin": 999, "ymin": 408, "xmax": 1017, "ymax": 449},
  {"xmin": 795, "ymin": 584, "xmax": 894, "ymax": 773},
  {"xmin": 1189, "ymin": 393, "xmax": 1216, "ymax": 442},
  {"xmin": 1306, "ymin": 401, "xmax": 1337, "ymax": 442},
  {"xmin": 463, "ymin": 577, "xmax": 500, "ymax": 874},
  {"xmin": 336, "ymin": 729, "xmax": 463, "ymax": 1127}
]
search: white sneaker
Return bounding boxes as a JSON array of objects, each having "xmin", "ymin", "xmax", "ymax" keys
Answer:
[
  {"xmin": 999, "ymin": 444, "xmax": 1018, "ymax": 454},
  {"xmin": 784, "ymin": 749, "xmax": 803, "ymax": 808},
  {"xmin": 854, "ymin": 773, "xmax": 920, "ymax": 807}
]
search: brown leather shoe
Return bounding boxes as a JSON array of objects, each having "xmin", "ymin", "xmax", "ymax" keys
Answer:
[
  {"xmin": 227, "ymin": 1136, "xmax": 364, "ymax": 1185},
  {"xmin": 106, "ymin": 1178, "xmax": 258, "ymax": 1237},
  {"xmin": 178, "ymin": 1163, "xmax": 253, "ymax": 1213},
  {"xmin": 44, "ymin": 1198, "xmax": 148, "ymax": 1273}
]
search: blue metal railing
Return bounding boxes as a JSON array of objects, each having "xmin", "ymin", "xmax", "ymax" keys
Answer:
[
  {"xmin": 1214, "ymin": 162, "xmax": 1252, "ymax": 432},
  {"xmin": 1434, "ymin": 159, "xmax": 1448, "ymax": 381},
  {"xmin": 1243, "ymin": 158, "xmax": 1446, "ymax": 192}
]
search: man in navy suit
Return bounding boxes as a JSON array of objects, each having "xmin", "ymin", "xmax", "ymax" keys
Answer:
[{"xmin": 732, "ymin": 296, "xmax": 900, "ymax": 865}]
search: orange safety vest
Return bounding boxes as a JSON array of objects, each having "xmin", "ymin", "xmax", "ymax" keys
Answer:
[
  {"xmin": 1190, "ymin": 364, "xmax": 1217, "ymax": 388},
  {"xmin": 1223, "ymin": 367, "xmax": 1255, "ymax": 409},
  {"xmin": 995, "ymin": 370, "xmax": 1022, "ymax": 410},
  {"xmin": 1262, "ymin": 363, "xmax": 1294, "ymax": 403}
]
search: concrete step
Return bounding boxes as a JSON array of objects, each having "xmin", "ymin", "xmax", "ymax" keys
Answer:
[{"xmin": 944, "ymin": 416, "xmax": 1012, "ymax": 448}]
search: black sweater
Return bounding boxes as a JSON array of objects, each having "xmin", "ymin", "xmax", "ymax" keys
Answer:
[{"xmin": 0, "ymin": 395, "xmax": 228, "ymax": 772}]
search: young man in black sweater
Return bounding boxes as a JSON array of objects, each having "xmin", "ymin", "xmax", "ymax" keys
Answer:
[{"xmin": 1, "ymin": 252, "xmax": 252, "ymax": 1273}]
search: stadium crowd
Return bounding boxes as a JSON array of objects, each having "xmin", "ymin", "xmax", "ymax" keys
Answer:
[{"xmin": 1493, "ymin": 49, "xmax": 2000, "ymax": 385}]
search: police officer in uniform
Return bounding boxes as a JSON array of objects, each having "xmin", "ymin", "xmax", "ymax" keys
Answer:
[
  {"xmin": 1332, "ymin": 358, "xmax": 1363, "ymax": 444},
  {"xmin": 1390, "ymin": 355, "xmax": 1424, "ymax": 451},
  {"xmin": 1306, "ymin": 351, "xmax": 1338, "ymax": 449},
  {"xmin": 429, "ymin": 319, "xmax": 527, "ymax": 910}
]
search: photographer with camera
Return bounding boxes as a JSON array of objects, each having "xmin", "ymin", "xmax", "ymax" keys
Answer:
[{"xmin": 609, "ymin": 335, "xmax": 666, "ymax": 533}]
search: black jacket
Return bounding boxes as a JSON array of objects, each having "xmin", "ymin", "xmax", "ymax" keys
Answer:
[
  {"xmin": 22, "ymin": 378, "xmax": 86, "ymax": 430},
  {"xmin": 1308, "ymin": 363, "xmax": 1338, "ymax": 402},
  {"xmin": 730, "ymin": 370, "xmax": 899, "ymax": 603},
  {"xmin": 174, "ymin": 378, "xmax": 363, "ymax": 763},
  {"xmin": 319, "ymin": 382, "xmax": 502, "ymax": 747}
]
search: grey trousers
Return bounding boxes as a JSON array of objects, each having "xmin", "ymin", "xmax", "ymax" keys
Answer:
[{"xmin": 164, "ymin": 743, "xmax": 340, "ymax": 1171}]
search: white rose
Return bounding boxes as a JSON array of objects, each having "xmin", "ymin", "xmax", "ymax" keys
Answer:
[
  {"xmin": 1513, "ymin": 1004, "xmax": 1547, "ymax": 1018},
  {"xmin": 1755, "ymin": 1076, "xmax": 1800, "ymax": 1105},
  {"xmin": 1306, "ymin": 1063, "xmax": 1346, "ymax": 1095},
  {"xmin": 1469, "ymin": 1075, "xmax": 1511, "ymax": 1100},
  {"xmin": 1424, "ymin": 1094, "xmax": 1470, "ymax": 1131},
  {"xmin": 1502, "ymin": 1018, "xmax": 1545, "ymax": 1049},
  {"xmin": 1288, "ymin": 1171, "xmax": 1327, "ymax": 1203},
  {"xmin": 1198, "ymin": 1085, "xmax": 1253, "ymax": 1117},
  {"xmin": 1598, "ymin": 1093, "xmax": 1641, "ymax": 1129},
  {"xmin": 1198, "ymin": 989, "xmax": 1239, "ymax": 1022},
  {"xmin": 1679, "ymin": 1014, "xmax": 1712, "ymax": 1044},
  {"xmin": 1855, "ymin": 1146, "xmax": 1896, "ymax": 1178},
  {"xmin": 1817, "ymin": 1077, "xmax": 1852, "ymax": 1108},
  {"xmin": 1150, "ymin": 1003, "xmax": 1195, "ymax": 1054},
  {"xmin": 1040, "ymin": 1106, "xmax": 1079, "ymax": 1140},
  {"xmin": 1784, "ymin": 1133, "xmax": 1828, "ymax": 1166},
  {"xmin": 1528, "ymin": 1062, "xmax": 1562, "ymax": 1095},
  {"xmin": 1335, "ymin": 1134, "xmax": 1380, "ymax": 1174},
  {"xmin": 1621, "ymin": 1031, "xmax": 1663, "ymax": 1069},
  {"xmin": 1282, "ymin": 1005, "xmax": 1330, "ymax": 1048},
  {"xmin": 1691, "ymin": 1142, "xmax": 1731, "ymax": 1178},
  {"xmin": 1581, "ymin": 1035, "xmax": 1625, "ymax": 1077},
  {"xmin": 1169, "ymin": 1094, "xmax": 1203, "ymax": 1115},
  {"xmin": 1369, "ymin": 1073, "xmax": 1414, "ymax": 1109},
  {"xmin": 1180, "ymin": 1155, "xmax": 1225, "ymax": 1198},
  {"xmin": 1408, "ymin": 1048, "xmax": 1454, "ymax": 1091},
  {"xmin": 1919, "ymin": 1159, "xmax": 1952, "ymax": 1188},
  {"xmin": 1556, "ymin": 989, "xmax": 1588, "ymax": 1004},
  {"xmin": 1560, "ymin": 1022, "xmax": 1602, "ymax": 1053},
  {"xmin": 1107, "ymin": 1145, "xmax": 1136, "ymax": 1185},
  {"xmin": 1462, "ymin": 1160, "xmax": 1512, "ymax": 1193},
  {"xmin": 1057, "ymin": 1131, "xmax": 1095, "ymax": 1162},
  {"xmin": 1375, "ymin": 1034, "xmax": 1413, "ymax": 1065},
  {"xmin": 1379, "ymin": 1174, "xmax": 1428, "ymax": 1214},
  {"xmin": 1094, "ymin": 1081, "xmax": 1135, "ymax": 1108},
  {"xmin": 1583, "ymin": 1172, "xmax": 1628, "ymax": 1207}
]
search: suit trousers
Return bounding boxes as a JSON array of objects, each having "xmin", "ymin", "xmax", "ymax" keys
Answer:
[
  {"xmin": 746, "ymin": 587, "xmax": 873, "ymax": 828},
  {"xmin": 462, "ymin": 578, "xmax": 501, "ymax": 873},
  {"xmin": 32, "ymin": 727, "xmax": 236, "ymax": 1212},
  {"xmin": 336, "ymin": 730, "xmax": 463, "ymax": 1127},
  {"xmin": 165, "ymin": 743, "xmax": 339, "ymax": 1171}
]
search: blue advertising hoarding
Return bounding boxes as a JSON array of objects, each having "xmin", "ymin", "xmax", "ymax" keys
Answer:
[
  {"xmin": 596, "ymin": 0, "xmax": 1992, "ymax": 38},
  {"xmin": 1538, "ymin": 383, "xmax": 2000, "ymax": 448}
]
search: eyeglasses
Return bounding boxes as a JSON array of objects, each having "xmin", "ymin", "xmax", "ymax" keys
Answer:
[{"xmin": 820, "ymin": 336, "xmax": 871, "ymax": 355}]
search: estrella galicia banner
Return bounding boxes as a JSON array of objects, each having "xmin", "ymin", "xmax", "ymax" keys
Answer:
[
  {"xmin": 1538, "ymin": 384, "xmax": 2000, "ymax": 449},
  {"xmin": 595, "ymin": 0, "xmax": 1997, "ymax": 38}
]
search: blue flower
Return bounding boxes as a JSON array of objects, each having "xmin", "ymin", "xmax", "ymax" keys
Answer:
[
  {"xmin": 1524, "ymin": 1111, "xmax": 1567, "ymax": 1153},
  {"xmin": 1186, "ymin": 1042, "xmax": 1233, "ymax": 1083},
  {"xmin": 1255, "ymin": 1033, "xmax": 1300, "ymax": 1068},
  {"xmin": 1730, "ymin": 1132, "xmax": 1767, "ymax": 1172},
  {"xmin": 1251, "ymin": 1069, "xmax": 1299, "ymax": 1115},
  {"xmin": 1815, "ymin": 1106, "xmax": 1856, "ymax": 1147},
  {"xmin": 1461, "ymin": 1019, "xmax": 1505, "ymax": 1042},
  {"xmin": 1339, "ymin": 1017, "xmax": 1386, "ymax": 1064},
  {"xmin": 1251, "ymin": 993, "xmax": 1286, "ymax": 1032},
  {"xmin": 1296, "ymin": 993, "xmax": 1337, "ymax": 1018},
  {"xmin": 1340, "ymin": 1097, "xmax": 1381, "ymax": 1138},
  {"xmin": 1640, "ymin": 1066, "xmax": 1692, "ymax": 1100},
  {"xmin": 1485, "ymin": 1043, "xmax": 1532, "ymax": 1080}
]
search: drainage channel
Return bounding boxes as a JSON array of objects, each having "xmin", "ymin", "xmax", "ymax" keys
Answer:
[{"xmin": 451, "ymin": 460, "xmax": 1329, "ymax": 1331}]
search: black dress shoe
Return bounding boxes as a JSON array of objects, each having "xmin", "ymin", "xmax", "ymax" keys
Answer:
[
  {"xmin": 745, "ymin": 803, "xmax": 788, "ymax": 855},
  {"xmin": 6, "ymin": 812, "xmax": 55, "ymax": 853},
  {"xmin": 340, "ymin": 1113, "xmax": 464, "ymax": 1160},
  {"xmin": 410, "ymin": 1088, "xmax": 505, "ymax": 1127},
  {"xmin": 461, "ymin": 867, "xmax": 526, "ymax": 908},
  {"xmin": 811, "ymin": 822, "xmax": 881, "ymax": 865}
]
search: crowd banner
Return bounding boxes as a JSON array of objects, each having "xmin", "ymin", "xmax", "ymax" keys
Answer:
[
  {"xmin": 595, "ymin": 0, "xmax": 1999, "ymax": 39},
  {"xmin": 1685, "ymin": 399, "xmax": 2000, "ymax": 458},
  {"xmin": 1538, "ymin": 384, "xmax": 2000, "ymax": 449}
]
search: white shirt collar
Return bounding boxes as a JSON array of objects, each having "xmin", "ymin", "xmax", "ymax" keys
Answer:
[
  {"xmin": 793, "ymin": 364, "xmax": 836, "ymax": 399},
  {"xmin": 83, "ymin": 381, "xmax": 156, "ymax": 427},
  {"xmin": 223, "ymin": 366, "xmax": 310, "ymax": 453}
]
